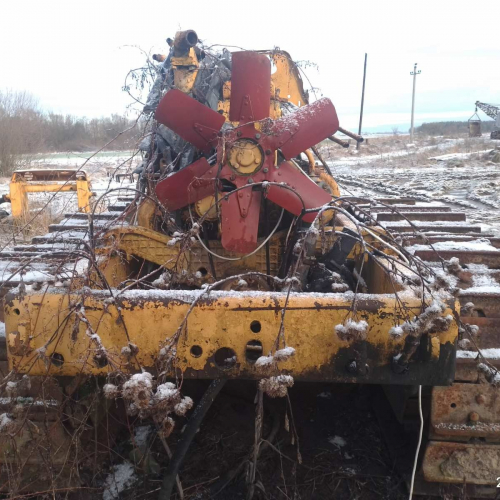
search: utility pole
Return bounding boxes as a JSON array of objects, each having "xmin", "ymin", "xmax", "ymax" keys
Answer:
[
  {"xmin": 357, "ymin": 53, "xmax": 367, "ymax": 150},
  {"xmin": 410, "ymin": 63, "xmax": 421, "ymax": 143}
]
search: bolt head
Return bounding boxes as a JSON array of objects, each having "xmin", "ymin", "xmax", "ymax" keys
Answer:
[
  {"xmin": 265, "ymin": 149, "xmax": 272, "ymax": 155},
  {"xmin": 237, "ymin": 131, "xmax": 242, "ymax": 137},
  {"xmin": 263, "ymin": 168, "xmax": 268, "ymax": 173},
  {"xmin": 247, "ymin": 178, "xmax": 253, "ymax": 184},
  {"xmin": 469, "ymin": 411, "xmax": 480, "ymax": 422},
  {"xmin": 255, "ymin": 133, "xmax": 261, "ymax": 139}
]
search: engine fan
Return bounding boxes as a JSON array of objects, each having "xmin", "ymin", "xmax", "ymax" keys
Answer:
[{"xmin": 154, "ymin": 51, "xmax": 340, "ymax": 253}]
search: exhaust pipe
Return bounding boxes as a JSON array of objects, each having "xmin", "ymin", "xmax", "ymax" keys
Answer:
[
  {"xmin": 173, "ymin": 30, "xmax": 198, "ymax": 56},
  {"xmin": 328, "ymin": 135, "xmax": 350, "ymax": 148},
  {"xmin": 338, "ymin": 126, "xmax": 364, "ymax": 143}
]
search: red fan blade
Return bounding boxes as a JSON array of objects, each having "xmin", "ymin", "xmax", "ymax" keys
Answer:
[
  {"xmin": 229, "ymin": 51, "xmax": 271, "ymax": 124},
  {"xmin": 268, "ymin": 98, "xmax": 339, "ymax": 159},
  {"xmin": 155, "ymin": 158, "xmax": 217, "ymax": 210},
  {"xmin": 155, "ymin": 89, "xmax": 226, "ymax": 153},
  {"xmin": 266, "ymin": 161, "xmax": 332, "ymax": 222},
  {"xmin": 221, "ymin": 190, "xmax": 262, "ymax": 253}
]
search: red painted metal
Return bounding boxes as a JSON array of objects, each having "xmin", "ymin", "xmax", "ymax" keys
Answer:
[
  {"xmin": 266, "ymin": 161, "xmax": 332, "ymax": 222},
  {"xmin": 155, "ymin": 158, "xmax": 217, "ymax": 210},
  {"xmin": 268, "ymin": 98, "xmax": 339, "ymax": 159},
  {"xmin": 220, "ymin": 190, "xmax": 262, "ymax": 253},
  {"xmin": 229, "ymin": 52, "xmax": 271, "ymax": 123},
  {"xmin": 155, "ymin": 89, "xmax": 226, "ymax": 153},
  {"xmin": 154, "ymin": 66, "xmax": 340, "ymax": 252}
]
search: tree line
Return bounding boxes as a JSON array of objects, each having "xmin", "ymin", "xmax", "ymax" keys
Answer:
[
  {"xmin": 415, "ymin": 120, "xmax": 495, "ymax": 136},
  {"xmin": 0, "ymin": 90, "xmax": 140, "ymax": 175}
]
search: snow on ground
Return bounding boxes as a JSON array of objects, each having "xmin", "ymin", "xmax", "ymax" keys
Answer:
[
  {"xmin": 102, "ymin": 461, "xmax": 137, "ymax": 500},
  {"xmin": 324, "ymin": 136, "xmax": 500, "ymax": 235},
  {"xmin": 0, "ymin": 151, "xmax": 139, "ymax": 223},
  {"xmin": 329, "ymin": 435, "xmax": 347, "ymax": 448},
  {"xmin": 429, "ymin": 149, "xmax": 493, "ymax": 161}
]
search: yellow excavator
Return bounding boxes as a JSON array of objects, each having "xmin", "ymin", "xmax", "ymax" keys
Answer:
[{"xmin": 1, "ymin": 30, "xmax": 499, "ymax": 499}]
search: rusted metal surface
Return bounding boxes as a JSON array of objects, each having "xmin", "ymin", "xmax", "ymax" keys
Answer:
[
  {"xmin": 328, "ymin": 135, "xmax": 349, "ymax": 148},
  {"xmin": 337, "ymin": 126, "xmax": 364, "ymax": 143},
  {"xmin": 406, "ymin": 235, "xmax": 500, "ymax": 248},
  {"xmin": 459, "ymin": 293, "xmax": 500, "ymax": 317},
  {"xmin": 368, "ymin": 205, "xmax": 452, "ymax": 213},
  {"xmin": 423, "ymin": 441, "xmax": 500, "ymax": 485},
  {"xmin": 461, "ymin": 317, "xmax": 500, "ymax": 348},
  {"xmin": 376, "ymin": 197, "xmax": 416, "ymax": 205},
  {"xmin": 455, "ymin": 358, "xmax": 500, "ymax": 382},
  {"xmin": 430, "ymin": 383, "xmax": 500, "ymax": 440},
  {"xmin": 5, "ymin": 289, "xmax": 458, "ymax": 384},
  {"xmin": 415, "ymin": 249, "xmax": 500, "ymax": 268},
  {"xmin": 173, "ymin": 30, "xmax": 198, "ymax": 55},
  {"xmin": 376, "ymin": 211, "xmax": 466, "ymax": 222},
  {"xmin": 387, "ymin": 224, "xmax": 482, "ymax": 233}
]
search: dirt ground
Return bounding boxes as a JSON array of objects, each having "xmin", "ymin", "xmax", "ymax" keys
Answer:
[{"xmin": 100, "ymin": 382, "xmax": 411, "ymax": 500}]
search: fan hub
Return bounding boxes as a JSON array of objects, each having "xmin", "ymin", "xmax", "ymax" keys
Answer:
[{"xmin": 227, "ymin": 139, "xmax": 264, "ymax": 175}]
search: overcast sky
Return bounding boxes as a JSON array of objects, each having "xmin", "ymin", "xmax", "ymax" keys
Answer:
[{"xmin": 1, "ymin": 0, "xmax": 499, "ymax": 132}]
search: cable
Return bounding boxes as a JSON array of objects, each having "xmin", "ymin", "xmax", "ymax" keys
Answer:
[
  {"xmin": 361, "ymin": 225, "xmax": 410, "ymax": 264},
  {"xmin": 408, "ymin": 385, "xmax": 423, "ymax": 500},
  {"xmin": 193, "ymin": 207, "xmax": 284, "ymax": 261}
]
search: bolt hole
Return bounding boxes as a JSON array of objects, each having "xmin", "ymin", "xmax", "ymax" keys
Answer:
[
  {"xmin": 13, "ymin": 308, "xmax": 20, "ymax": 315},
  {"xmin": 250, "ymin": 320, "xmax": 261, "ymax": 333},
  {"xmin": 190, "ymin": 345, "xmax": 203, "ymax": 358},
  {"xmin": 50, "ymin": 352, "xmax": 64, "ymax": 367},
  {"xmin": 451, "ymin": 403, "xmax": 457, "ymax": 408},
  {"xmin": 245, "ymin": 340, "xmax": 263, "ymax": 362},
  {"xmin": 214, "ymin": 347, "xmax": 237, "ymax": 369},
  {"xmin": 198, "ymin": 267, "xmax": 208, "ymax": 277}
]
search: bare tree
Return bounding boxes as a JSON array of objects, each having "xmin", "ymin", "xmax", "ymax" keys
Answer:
[{"xmin": 0, "ymin": 90, "xmax": 44, "ymax": 174}]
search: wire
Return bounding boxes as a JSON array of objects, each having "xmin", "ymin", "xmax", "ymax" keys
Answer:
[
  {"xmin": 193, "ymin": 208, "xmax": 284, "ymax": 261},
  {"xmin": 409, "ymin": 385, "xmax": 423, "ymax": 500},
  {"xmin": 361, "ymin": 225, "xmax": 410, "ymax": 264}
]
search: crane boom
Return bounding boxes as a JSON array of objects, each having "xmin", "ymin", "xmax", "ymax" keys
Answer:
[{"xmin": 475, "ymin": 101, "xmax": 499, "ymax": 120}]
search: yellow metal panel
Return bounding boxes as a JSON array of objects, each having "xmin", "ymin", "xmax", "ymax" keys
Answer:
[
  {"xmin": 5, "ymin": 289, "xmax": 458, "ymax": 381},
  {"xmin": 172, "ymin": 47, "xmax": 199, "ymax": 93},
  {"xmin": 9, "ymin": 181, "xmax": 27, "ymax": 218},
  {"xmin": 270, "ymin": 51, "xmax": 308, "ymax": 107}
]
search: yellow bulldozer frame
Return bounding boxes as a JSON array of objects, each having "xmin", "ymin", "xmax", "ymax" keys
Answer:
[{"xmin": 6, "ymin": 168, "xmax": 93, "ymax": 218}]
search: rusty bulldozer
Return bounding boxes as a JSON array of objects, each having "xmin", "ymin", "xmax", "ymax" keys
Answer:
[{"xmin": 1, "ymin": 29, "xmax": 500, "ymax": 499}]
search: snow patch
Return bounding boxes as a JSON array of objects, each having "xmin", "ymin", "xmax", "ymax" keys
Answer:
[
  {"xmin": 102, "ymin": 461, "xmax": 137, "ymax": 500},
  {"xmin": 329, "ymin": 435, "xmax": 346, "ymax": 448}
]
